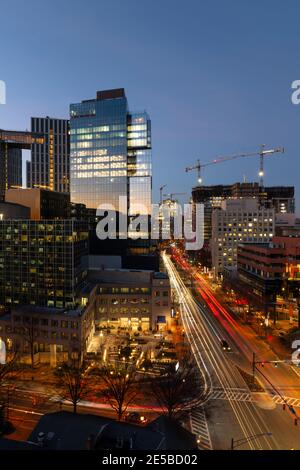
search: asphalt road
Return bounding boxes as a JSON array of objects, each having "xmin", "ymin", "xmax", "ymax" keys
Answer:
[{"xmin": 163, "ymin": 251, "xmax": 300, "ymax": 450}]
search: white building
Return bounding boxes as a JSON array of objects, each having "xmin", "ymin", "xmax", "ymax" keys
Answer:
[{"xmin": 211, "ymin": 198, "xmax": 275, "ymax": 276}]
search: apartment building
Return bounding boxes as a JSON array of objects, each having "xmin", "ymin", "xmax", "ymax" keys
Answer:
[{"xmin": 211, "ymin": 198, "xmax": 275, "ymax": 276}]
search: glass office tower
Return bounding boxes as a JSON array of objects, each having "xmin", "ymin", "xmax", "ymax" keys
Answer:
[
  {"xmin": 70, "ymin": 89, "xmax": 152, "ymax": 221},
  {"xmin": 127, "ymin": 111, "xmax": 152, "ymax": 217}
]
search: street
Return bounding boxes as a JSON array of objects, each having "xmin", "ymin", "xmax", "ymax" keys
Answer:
[{"xmin": 163, "ymin": 251, "xmax": 300, "ymax": 450}]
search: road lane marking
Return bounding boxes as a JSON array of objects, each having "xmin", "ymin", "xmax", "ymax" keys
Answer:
[{"xmin": 190, "ymin": 406, "xmax": 212, "ymax": 450}]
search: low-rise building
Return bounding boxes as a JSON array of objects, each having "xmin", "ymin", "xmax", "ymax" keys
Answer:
[
  {"xmin": 235, "ymin": 236, "xmax": 300, "ymax": 321},
  {"xmin": 88, "ymin": 269, "xmax": 171, "ymax": 331},
  {"xmin": 0, "ymin": 267, "xmax": 171, "ymax": 366},
  {"xmin": 0, "ymin": 287, "xmax": 96, "ymax": 366}
]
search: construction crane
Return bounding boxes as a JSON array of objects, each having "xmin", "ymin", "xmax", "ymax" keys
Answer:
[
  {"xmin": 185, "ymin": 145, "xmax": 284, "ymax": 187},
  {"xmin": 159, "ymin": 184, "xmax": 167, "ymax": 204},
  {"xmin": 163, "ymin": 192, "xmax": 187, "ymax": 201}
]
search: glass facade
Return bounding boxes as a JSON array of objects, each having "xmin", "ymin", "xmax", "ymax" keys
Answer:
[
  {"xmin": 127, "ymin": 112, "xmax": 152, "ymax": 217},
  {"xmin": 0, "ymin": 220, "xmax": 88, "ymax": 308},
  {"xmin": 70, "ymin": 92, "xmax": 129, "ymax": 212},
  {"xmin": 70, "ymin": 90, "xmax": 152, "ymax": 223}
]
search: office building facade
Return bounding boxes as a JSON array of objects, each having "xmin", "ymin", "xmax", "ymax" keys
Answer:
[
  {"xmin": 27, "ymin": 117, "xmax": 70, "ymax": 193},
  {"xmin": 90, "ymin": 270, "xmax": 171, "ymax": 331},
  {"xmin": 192, "ymin": 183, "xmax": 295, "ymax": 243},
  {"xmin": 211, "ymin": 198, "xmax": 275, "ymax": 276},
  {"xmin": 0, "ymin": 220, "xmax": 88, "ymax": 309},
  {"xmin": 231, "ymin": 236, "xmax": 300, "ymax": 321},
  {"xmin": 70, "ymin": 88, "xmax": 152, "ymax": 220},
  {"xmin": 0, "ymin": 129, "xmax": 44, "ymax": 200}
]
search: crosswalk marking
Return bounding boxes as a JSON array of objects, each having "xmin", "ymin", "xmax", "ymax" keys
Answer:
[
  {"xmin": 272, "ymin": 395, "xmax": 300, "ymax": 408},
  {"xmin": 209, "ymin": 390, "xmax": 252, "ymax": 402},
  {"xmin": 208, "ymin": 388, "xmax": 300, "ymax": 408},
  {"xmin": 189, "ymin": 389, "xmax": 300, "ymax": 451},
  {"xmin": 190, "ymin": 406, "xmax": 212, "ymax": 450}
]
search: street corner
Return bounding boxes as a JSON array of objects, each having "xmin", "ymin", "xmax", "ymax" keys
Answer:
[{"xmin": 251, "ymin": 392, "xmax": 276, "ymax": 410}]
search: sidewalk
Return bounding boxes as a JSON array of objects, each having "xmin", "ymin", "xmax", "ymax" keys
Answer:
[{"xmin": 210, "ymin": 285, "xmax": 298, "ymax": 361}]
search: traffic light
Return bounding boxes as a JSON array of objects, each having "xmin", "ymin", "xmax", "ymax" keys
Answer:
[
  {"xmin": 283, "ymin": 404, "xmax": 286, "ymax": 411},
  {"xmin": 294, "ymin": 418, "xmax": 298, "ymax": 426},
  {"xmin": 274, "ymin": 362, "xmax": 278, "ymax": 368}
]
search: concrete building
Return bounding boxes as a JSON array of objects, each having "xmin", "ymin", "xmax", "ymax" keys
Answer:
[
  {"xmin": 88, "ymin": 269, "xmax": 171, "ymax": 331},
  {"xmin": 211, "ymin": 198, "xmax": 275, "ymax": 276},
  {"xmin": 0, "ymin": 267, "xmax": 171, "ymax": 365},
  {"xmin": 0, "ymin": 289, "xmax": 96, "ymax": 366},
  {"xmin": 5, "ymin": 188, "xmax": 70, "ymax": 220},
  {"xmin": 192, "ymin": 182, "xmax": 294, "ymax": 245},
  {"xmin": 235, "ymin": 236, "xmax": 300, "ymax": 321},
  {"xmin": 0, "ymin": 201, "xmax": 30, "ymax": 220}
]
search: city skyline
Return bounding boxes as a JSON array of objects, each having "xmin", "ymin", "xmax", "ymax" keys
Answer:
[
  {"xmin": 1, "ymin": 0, "xmax": 300, "ymax": 456},
  {"xmin": 1, "ymin": 0, "xmax": 300, "ymax": 212}
]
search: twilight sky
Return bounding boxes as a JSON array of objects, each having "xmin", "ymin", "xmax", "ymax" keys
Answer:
[{"xmin": 1, "ymin": 0, "xmax": 300, "ymax": 212}]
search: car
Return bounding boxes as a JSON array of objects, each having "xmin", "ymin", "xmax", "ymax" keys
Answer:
[{"xmin": 220, "ymin": 339, "xmax": 231, "ymax": 351}]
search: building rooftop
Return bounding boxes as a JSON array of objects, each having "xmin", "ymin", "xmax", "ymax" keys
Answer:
[
  {"xmin": 0, "ymin": 129, "xmax": 44, "ymax": 149},
  {"xmin": 153, "ymin": 272, "xmax": 168, "ymax": 279},
  {"xmin": 0, "ymin": 438, "xmax": 41, "ymax": 450},
  {"xmin": 10, "ymin": 305, "xmax": 82, "ymax": 318},
  {"xmin": 27, "ymin": 411, "xmax": 196, "ymax": 450}
]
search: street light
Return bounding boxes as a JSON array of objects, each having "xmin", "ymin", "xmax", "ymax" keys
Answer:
[{"xmin": 230, "ymin": 432, "xmax": 272, "ymax": 450}]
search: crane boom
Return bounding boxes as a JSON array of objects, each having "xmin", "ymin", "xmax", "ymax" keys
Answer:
[
  {"xmin": 163, "ymin": 192, "xmax": 186, "ymax": 199},
  {"xmin": 159, "ymin": 184, "xmax": 167, "ymax": 204},
  {"xmin": 185, "ymin": 146, "xmax": 284, "ymax": 186}
]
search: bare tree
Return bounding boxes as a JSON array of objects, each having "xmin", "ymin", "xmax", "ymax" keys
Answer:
[
  {"xmin": 20, "ymin": 317, "xmax": 39, "ymax": 368},
  {"xmin": 0, "ymin": 351, "xmax": 20, "ymax": 432},
  {"xmin": 0, "ymin": 351, "xmax": 19, "ymax": 387},
  {"xmin": 57, "ymin": 359, "xmax": 88, "ymax": 413},
  {"xmin": 150, "ymin": 355, "xmax": 202, "ymax": 419},
  {"xmin": 99, "ymin": 364, "xmax": 139, "ymax": 421}
]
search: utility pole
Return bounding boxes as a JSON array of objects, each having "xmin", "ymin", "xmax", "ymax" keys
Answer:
[
  {"xmin": 252, "ymin": 352, "xmax": 256, "ymax": 383},
  {"xmin": 230, "ymin": 432, "xmax": 272, "ymax": 450}
]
